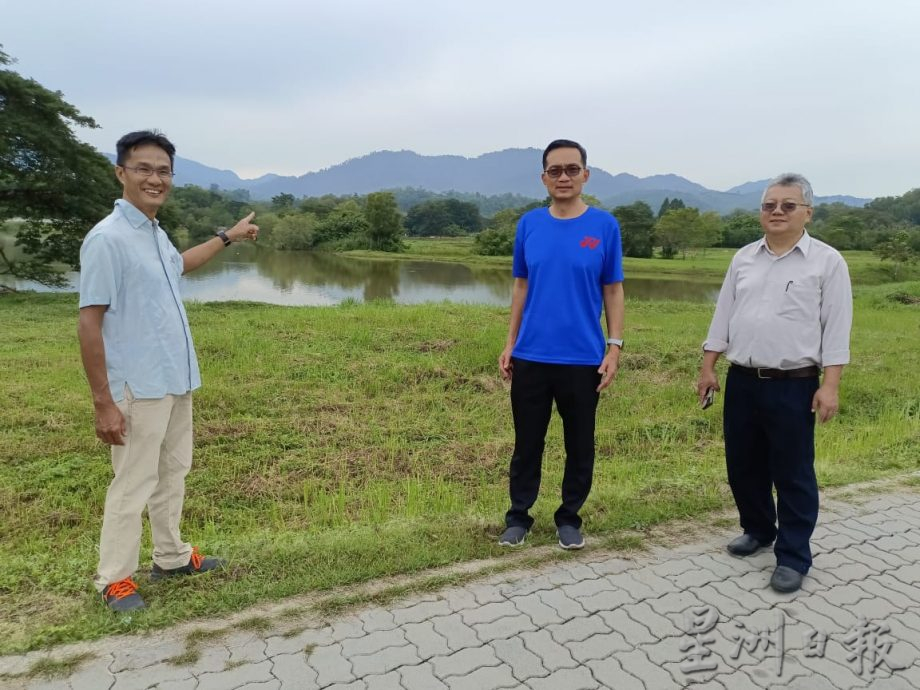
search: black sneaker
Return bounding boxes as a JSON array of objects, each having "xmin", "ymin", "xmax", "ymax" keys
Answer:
[
  {"xmin": 498, "ymin": 526, "xmax": 528, "ymax": 546},
  {"xmin": 557, "ymin": 525, "xmax": 585, "ymax": 550},
  {"xmin": 151, "ymin": 547, "xmax": 225, "ymax": 581},
  {"xmin": 102, "ymin": 577, "xmax": 146, "ymax": 612}
]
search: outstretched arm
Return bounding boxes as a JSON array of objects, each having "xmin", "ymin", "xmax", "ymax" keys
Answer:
[{"xmin": 181, "ymin": 212, "xmax": 260, "ymax": 274}]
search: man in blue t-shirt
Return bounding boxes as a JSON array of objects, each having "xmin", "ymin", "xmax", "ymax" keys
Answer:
[{"xmin": 498, "ymin": 139, "xmax": 625, "ymax": 550}]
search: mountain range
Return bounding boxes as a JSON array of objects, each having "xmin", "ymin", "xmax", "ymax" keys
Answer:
[{"xmin": 104, "ymin": 148, "xmax": 869, "ymax": 214}]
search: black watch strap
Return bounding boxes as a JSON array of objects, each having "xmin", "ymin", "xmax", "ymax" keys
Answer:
[{"xmin": 216, "ymin": 229, "xmax": 231, "ymax": 247}]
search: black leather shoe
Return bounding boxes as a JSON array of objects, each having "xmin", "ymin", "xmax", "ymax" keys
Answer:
[
  {"xmin": 770, "ymin": 565, "xmax": 804, "ymax": 593},
  {"xmin": 726, "ymin": 534, "xmax": 771, "ymax": 557}
]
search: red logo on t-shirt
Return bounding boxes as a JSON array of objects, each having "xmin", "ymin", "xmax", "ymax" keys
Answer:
[{"xmin": 580, "ymin": 236, "xmax": 601, "ymax": 250}]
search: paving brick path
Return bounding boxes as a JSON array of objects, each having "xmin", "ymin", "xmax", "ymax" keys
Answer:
[{"xmin": 4, "ymin": 487, "xmax": 920, "ymax": 689}]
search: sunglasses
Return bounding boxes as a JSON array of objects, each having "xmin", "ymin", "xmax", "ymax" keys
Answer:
[
  {"xmin": 761, "ymin": 201, "xmax": 811, "ymax": 213},
  {"xmin": 544, "ymin": 165, "xmax": 584, "ymax": 179}
]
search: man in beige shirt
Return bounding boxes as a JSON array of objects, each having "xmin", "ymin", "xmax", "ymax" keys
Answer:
[{"xmin": 697, "ymin": 173, "xmax": 852, "ymax": 593}]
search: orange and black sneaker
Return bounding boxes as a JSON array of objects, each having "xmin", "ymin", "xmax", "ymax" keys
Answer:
[
  {"xmin": 102, "ymin": 577, "xmax": 145, "ymax": 612},
  {"xmin": 151, "ymin": 546, "xmax": 225, "ymax": 581}
]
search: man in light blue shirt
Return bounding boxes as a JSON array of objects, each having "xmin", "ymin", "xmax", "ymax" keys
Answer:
[{"xmin": 78, "ymin": 130, "xmax": 259, "ymax": 612}]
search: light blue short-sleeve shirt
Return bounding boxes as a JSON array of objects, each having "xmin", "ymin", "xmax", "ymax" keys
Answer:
[{"xmin": 79, "ymin": 199, "xmax": 201, "ymax": 401}]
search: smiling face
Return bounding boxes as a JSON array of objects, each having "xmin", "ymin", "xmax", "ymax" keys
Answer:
[
  {"xmin": 760, "ymin": 184, "xmax": 813, "ymax": 244},
  {"xmin": 115, "ymin": 143, "xmax": 173, "ymax": 219},
  {"xmin": 541, "ymin": 146, "xmax": 590, "ymax": 203}
]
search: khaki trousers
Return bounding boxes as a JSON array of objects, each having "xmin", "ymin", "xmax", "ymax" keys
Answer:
[{"xmin": 94, "ymin": 388, "xmax": 194, "ymax": 592}]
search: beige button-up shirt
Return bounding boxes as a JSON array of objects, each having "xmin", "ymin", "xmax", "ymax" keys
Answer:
[{"xmin": 703, "ymin": 232, "xmax": 852, "ymax": 369}]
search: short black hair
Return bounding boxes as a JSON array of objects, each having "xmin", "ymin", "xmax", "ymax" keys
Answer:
[
  {"xmin": 116, "ymin": 130, "xmax": 176, "ymax": 168},
  {"xmin": 542, "ymin": 139, "xmax": 587, "ymax": 169}
]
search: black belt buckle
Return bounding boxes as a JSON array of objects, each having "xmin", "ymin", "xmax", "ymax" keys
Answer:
[{"xmin": 756, "ymin": 367, "xmax": 771, "ymax": 379}]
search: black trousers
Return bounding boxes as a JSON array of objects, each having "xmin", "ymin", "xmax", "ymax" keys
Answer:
[
  {"xmin": 724, "ymin": 367, "xmax": 820, "ymax": 574},
  {"xmin": 505, "ymin": 357, "xmax": 601, "ymax": 530}
]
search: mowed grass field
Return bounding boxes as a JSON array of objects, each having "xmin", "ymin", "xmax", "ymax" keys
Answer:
[{"xmin": 0, "ymin": 270, "xmax": 918, "ymax": 653}]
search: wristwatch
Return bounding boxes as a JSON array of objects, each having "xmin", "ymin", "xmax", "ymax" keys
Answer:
[
  {"xmin": 216, "ymin": 229, "xmax": 232, "ymax": 247},
  {"xmin": 606, "ymin": 337, "xmax": 624, "ymax": 349}
]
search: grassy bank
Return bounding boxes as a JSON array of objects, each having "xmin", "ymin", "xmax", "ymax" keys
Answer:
[
  {"xmin": 350, "ymin": 238, "xmax": 920, "ymax": 286},
  {"xmin": 1, "ymin": 284, "xmax": 919, "ymax": 653}
]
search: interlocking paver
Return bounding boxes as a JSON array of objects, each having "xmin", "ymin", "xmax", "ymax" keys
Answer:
[
  {"xmin": 624, "ymin": 600, "xmax": 682, "ymax": 638},
  {"xmin": 307, "ymin": 643, "xmax": 355, "ymax": 687},
  {"xmin": 598, "ymin": 606, "xmax": 659, "ymax": 645},
  {"xmin": 490, "ymin": 636, "xmax": 548, "ymax": 681},
  {"xmin": 403, "ymin": 619, "xmax": 451, "ymax": 658},
  {"xmin": 264, "ymin": 625, "xmax": 335, "ymax": 657},
  {"xmin": 110, "ymin": 661, "xmax": 195, "ymax": 690},
  {"xmin": 350, "ymin": 643, "xmax": 421, "ymax": 677},
  {"xmin": 111, "ymin": 640, "xmax": 185, "ymax": 672},
  {"xmin": 226, "ymin": 632, "xmax": 268, "ymax": 663},
  {"xmin": 519, "ymin": 629, "xmax": 579, "ymax": 671},
  {"xmin": 68, "ymin": 655, "xmax": 116, "ymax": 690},
  {"xmin": 429, "ymin": 646, "xmax": 500, "ymax": 678},
  {"xmin": 429, "ymin": 614, "xmax": 480, "ymax": 651},
  {"xmin": 399, "ymin": 662, "xmax": 449, "ymax": 689},
  {"xmin": 392, "ymin": 599, "xmax": 452, "ymax": 625},
  {"xmin": 585, "ymin": 656, "xmax": 645, "ymax": 689},
  {"xmin": 584, "ymin": 556, "xmax": 635, "ymax": 577},
  {"xmin": 618, "ymin": 647, "xmax": 682, "ymax": 689},
  {"xmin": 270, "ymin": 651, "xmax": 320, "ymax": 688},
  {"xmin": 197, "ymin": 659, "xmax": 274, "ymax": 690},
  {"xmin": 341, "ymin": 629, "xmax": 408, "ymax": 658},
  {"xmin": 546, "ymin": 613, "xmax": 610, "ymax": 644},
  {"xmin": 11, "ymin": 485, "xmax": 920, "ymax": 690},
  {"xmin": 443, "ymin": 663, "xmax": 517, "ymax": 690},
  {"xmin": 568, "ymin": 629, "xmax": 632, "ymax": 663},
  {"xmin": 508, "ymin": 592, "xmax": 565, "ymax": 626},
  {"xmin": 359, "ymin": 609, "xmax": 397, "ymax": 633},
  {"xmin": 459, "ymin": 601, "xmax": 518, "ymax": 626},
  {"xmin": 526, "ymin": 665, "xmax": 599, "ymax": 689},
  {"xmin": 534, "ymin": 588, "xmax": 589, "ymax": 620},
  {"xmin": 362, "ymin": 671, "xmax": 403, "ymax": 690},
  {"xmin": 470, "ymin": 613, "xmax": 537, "ymax": 643}
]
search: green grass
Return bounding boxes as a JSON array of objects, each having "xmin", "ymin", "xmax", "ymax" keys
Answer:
[
  {"xmin": 0, "ymin": 281, "xmax": 918, "ymax": 653},
  {"xmin": 348, "ymin": 238, "xmax": 920, "ymax": 286}
]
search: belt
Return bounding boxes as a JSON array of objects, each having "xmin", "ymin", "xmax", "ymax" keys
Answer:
[{"xmin": 730, "ymin": 364, "xmax": 820, "ymax": 380}]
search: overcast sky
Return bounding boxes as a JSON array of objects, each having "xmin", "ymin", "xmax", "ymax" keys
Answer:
[{"xmin": 4, "ymin": 0, "xmax": 918, "ymax": 198}]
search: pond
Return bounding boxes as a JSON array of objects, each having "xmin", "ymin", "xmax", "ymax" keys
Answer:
[{"xmin": 9, "ymin": 245, "xmax": 720, "ymax": 306}]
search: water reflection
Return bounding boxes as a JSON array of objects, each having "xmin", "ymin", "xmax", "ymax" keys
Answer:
[{"xmin": 9, "ymin": 245, "xmax": 718, "ymax": 305}]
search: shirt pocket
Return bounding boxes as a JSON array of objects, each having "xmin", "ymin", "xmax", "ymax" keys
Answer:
[{"xmin": 773, "ymin": 276, "xmax": 820, "ymax": 322}]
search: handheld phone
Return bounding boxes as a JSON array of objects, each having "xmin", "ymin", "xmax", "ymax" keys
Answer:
[{"xmin": 701, "ymin": 388, "xmax": 715, "ymax": 410}]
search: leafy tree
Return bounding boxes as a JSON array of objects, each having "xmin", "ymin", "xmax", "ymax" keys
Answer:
[
  {"xmin": 270, "ymin": 212, "xmax": 318, "ymax": 250},
  {"xmin": 613, "ymin": 201, "xmax": 655, "ymax": 258},
  {"xmin": 271, "ymin": 193, "xmax": 296, "ymax": 212},
  {"xmin": 581, "ymin": 193, "xmax": 604, "ymax": 208},
  {"xmin": 405, "ymin": 198, "xmax": 482, "ymax": 236},
  {"xmin": 721, "ymin": 211, "xmax": 762, "ymax": 247},
  {"xmin": 657, "ymin": 197, "xmax": 685, "ymax": 218},
  {"xmin": 364, "ymin": 192, "xmax": 404, "ymax": 251},
  {"xmin": 693, "ymin": 211, "xmax": 723, "ymax": 254},
  {"xmin": 314, "ymin": 199, "xmax": 369, "ymax": 246},
  {"xmin": 1, "ymin": 46, "xmax": 121, "ymax": 288},
  {"xmin": 474, "ymin": 227, "xmax": 515, "ymax": 256},
  {"xmin": 654, "ymin": 208, "xmax": 699, "ymax": 258},
  {"xmin": 874, "ymin": 231, "xmax": 918, "ymax": 280}
]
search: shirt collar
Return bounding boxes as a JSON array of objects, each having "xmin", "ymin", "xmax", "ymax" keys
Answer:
[
  {"xmin": 755, "ymin": 230, "xmax": 812, "ymax": 258},
  {"xmin": 115, "ymin": 199, "xmax": 157, "ymax": 230}
]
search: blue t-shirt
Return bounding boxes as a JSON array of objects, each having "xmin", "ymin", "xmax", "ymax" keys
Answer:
[{"xmin": 511, "ymin": 206, "xmax": 624, "ymax": 365}]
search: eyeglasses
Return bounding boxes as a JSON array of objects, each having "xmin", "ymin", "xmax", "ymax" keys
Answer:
[
  {"xmin": 121, "ymin": 166, "xmax": 175, "ymax": 180},
  {"xmin": 761, "ymin": 201, "xmax": 810, "ymax": 213},
  {"xmin": 544, "ymin": 165, "xmax": 584, "ymax": 179}
]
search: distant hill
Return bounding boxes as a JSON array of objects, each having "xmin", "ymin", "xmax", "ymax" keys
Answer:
[{"xmin": 103, "ymin": 149, "xmax": 870, "ymax": 213}]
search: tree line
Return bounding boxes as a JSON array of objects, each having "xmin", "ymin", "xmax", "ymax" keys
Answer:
[{"xmin": 2, "ymin": 43, "xmax": 917, "ymax": 289}]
